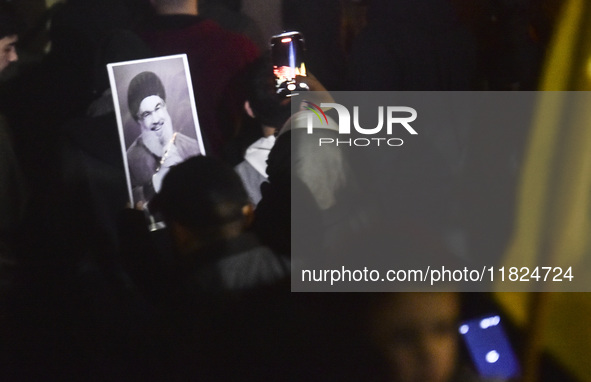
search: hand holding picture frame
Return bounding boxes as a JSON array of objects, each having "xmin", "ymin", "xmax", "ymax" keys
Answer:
[{"xmin": 107, "ymin": 54, "xmax": 205, "ymax": 230}]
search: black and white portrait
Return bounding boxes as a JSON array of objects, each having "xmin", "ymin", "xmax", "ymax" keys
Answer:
[{"xmin": 108, "ymin": 54, "xmax": 205, "ymax": 206}]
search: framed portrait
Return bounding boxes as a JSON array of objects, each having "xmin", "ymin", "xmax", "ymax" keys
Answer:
[{"xmin": 108, "ymin": 54, "xmax": 205, "ymax": 229}]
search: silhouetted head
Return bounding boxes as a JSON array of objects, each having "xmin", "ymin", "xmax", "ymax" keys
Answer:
[
  {"xmin": 151, "ymin": 155, "xmax": 252, "ymax": 251},
  {"xmin": 244, "ymin": 52, "xmax": 292, "ymax": 131}
]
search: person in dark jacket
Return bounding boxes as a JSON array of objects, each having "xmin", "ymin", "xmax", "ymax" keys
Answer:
[
  {"xmin": 138, "ymin": 0, "xmax": 259, "ymax": 157},
  {"xmin": 149, "ymin": 155, "xmax": 290, "ymax": 380}
]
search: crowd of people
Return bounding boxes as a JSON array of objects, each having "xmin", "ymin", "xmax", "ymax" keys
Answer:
[{"xmin": 0, "ymin": 0, "xmax": 567, "ymax": 381}]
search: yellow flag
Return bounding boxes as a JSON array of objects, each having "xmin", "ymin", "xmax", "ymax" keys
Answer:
[{"xmin": 497, "ymin": 0, "xmax": 591, "ymax": 380}]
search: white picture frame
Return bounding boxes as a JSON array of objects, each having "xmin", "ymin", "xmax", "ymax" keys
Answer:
[{"xmin": 107, "ymin": 54, "xmax": 205, "ymax": 212}]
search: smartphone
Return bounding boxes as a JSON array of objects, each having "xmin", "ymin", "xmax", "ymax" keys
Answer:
[
  {"xmin": 459, "ymin": 314, "xmax": 521, "ymax": 379},
  {"xmin": 270, "ymin": 31, "xmax": 309, "ymax": 97}
]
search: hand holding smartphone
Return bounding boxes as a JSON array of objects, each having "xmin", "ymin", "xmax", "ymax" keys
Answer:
[
  {"xmin": 270, "ymin": 31, "xmax": 309, "ymax": 97},
  {"xmin": 459, "ymin": 314, "xmax": 521, "ymax": 380}
]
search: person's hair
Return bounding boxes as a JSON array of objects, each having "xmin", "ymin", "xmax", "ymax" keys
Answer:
[
  {"xmin": 151, "ymin": 155, "xmax": 250, "ymax": 231},
  {"xmin": 245, "ymin": 52, "xmax": 292, "ymax": 129},
  {"xmin": 0, "ymin": 3, "xmax": 25, "ymax": 40},
  {"xmin": 127, "ymin": 71, "xmax": 166, "ymax": 121}
]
